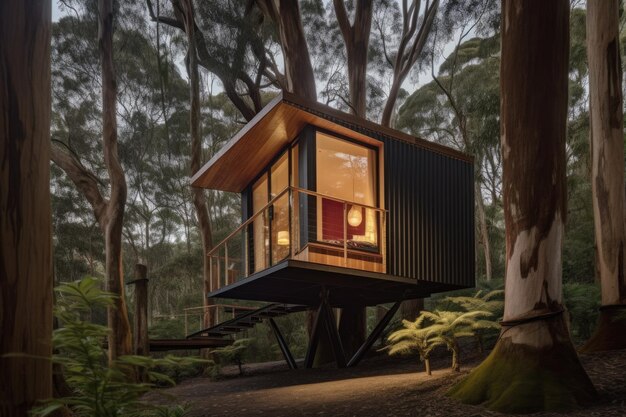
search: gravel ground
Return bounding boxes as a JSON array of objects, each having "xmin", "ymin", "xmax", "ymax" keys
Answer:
[{"xmin": 147, "ymin": 348, "xmax": 626, "ymax": 417}]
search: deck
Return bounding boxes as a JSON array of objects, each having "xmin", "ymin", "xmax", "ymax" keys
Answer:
[{"xmin": 208, "ymin": 259, "xmax": 463, "ymax": 307}]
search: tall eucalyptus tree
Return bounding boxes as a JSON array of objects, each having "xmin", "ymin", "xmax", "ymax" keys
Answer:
[
  {"xmin": 0, "ymin": 0, "xmax": 53, "ymax": 413},
  {"xmin": 449, "ymin": 1, "xmax": 597, "ymax": 412}
]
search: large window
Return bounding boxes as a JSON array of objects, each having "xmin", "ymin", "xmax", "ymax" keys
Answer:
[
  {"xmin": 251, "ymin": 152, "xmax": 290, "ymax": 272},
  {"xmin": 315, "ymin": 132, "xmax": 379, "ymax": 249},
  {"xmin": 248, "ymin": 129, "xmax": 381, "ymax": 274}
]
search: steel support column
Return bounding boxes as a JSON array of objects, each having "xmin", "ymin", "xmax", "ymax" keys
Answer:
[
  {"xmin": 304, "ymin": 303, "xmax": 324, "ymax": 368},
  {"xmin": 321, "ymin": 301, "xmax": 346, "ymax": 368},
  {"xmin": 347, "ymin": 301, "xmax": 401, "ymax": 367},
  {"xmin": 269, "ymin": 318, "xmax": 297, "ymax": 369}
]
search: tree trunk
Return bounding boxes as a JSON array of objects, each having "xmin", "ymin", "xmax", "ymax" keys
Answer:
[
  {"xmin": 380, "ymin": 0, "xmax": 439, "ymax": 127},
  {"xmin": 99, "ymin": 0, "xmax": 133, "ymax": 361},
  {"xmin": 424, "ymin": 358, "xmax": 431, "ymax": 376},
  {"xmin": 451, "ymin": 341, "xmax": 460, "ymax": 372},
  {"xmin": 581, "ymin": 0, "xmax": 626, "ymax": 353},
  {"xmin": 0, "ymin": 1, "xmax": 53, "ymax": 413},
  {"xmin": 475, "ymin": 182, "xmax": 492, "ymax": 281},
  {"xmin": 332, "ymin": 0, "xmax": 373, "ymax": 357},
  {"xmin": 257, "ymin": 0, "xmax": 317, "ymax": 100},
  {"xmin": 178, "ymin": 0, "xmax": 215, "ymax": 329},
  {"xmin": 401, "ymin": 298, "xmax": 424, "ymax": 321},
  {"xmin": 449, "ymin": 1, "xmax": 596, "ymax": 413},
  {"xmin": 337, "ymin": 306, "xmax": 366, "ymax": 359},
  {"xmin": 256, "ymin": 0, "xmax": 327, "ymax": 361},
  {"xmin": 381, "ymin": 80, "xmax": 403, "ymax": 128},
  {"xmin": 333, "ymin": 0, "xmax": 373, "ymax": 116},
  {"xmin": 131, "ymin": 264, "xmax": 149, "ymax": 357}
]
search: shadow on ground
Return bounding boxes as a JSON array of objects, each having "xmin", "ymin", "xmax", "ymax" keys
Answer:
[{"xmin": 146, "ymin": 349, "xmax": 626, "ymax": 417}]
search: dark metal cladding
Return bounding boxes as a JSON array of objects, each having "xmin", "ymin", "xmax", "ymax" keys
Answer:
[
  {"xmin": 381, "ymin": 138, "xmax": 475, "ymax": 287},
  {"xmin": 296, "ymin": 110, "xmax": 476, "ymax": 289}
]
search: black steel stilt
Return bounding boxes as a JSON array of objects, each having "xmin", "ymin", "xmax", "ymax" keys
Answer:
[
  {"xmin": 321, "ymin": 301, "xmax": 346, "ymax": 368},
  {"xmin": 347, "ymin": 301, "xmax": 402, "ymax": 367},
  {"xmin": 304, "ymin": 304, "xmax": 324, "ymax": 368},
  {"xmin": 269, "ymin": 318, "xmax": 297, "ymax": 369}
]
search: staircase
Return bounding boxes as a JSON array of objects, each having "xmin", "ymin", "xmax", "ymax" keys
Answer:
[{"xmin": 186, "ymin": 303, "xmax": 308, "ymax": 340}]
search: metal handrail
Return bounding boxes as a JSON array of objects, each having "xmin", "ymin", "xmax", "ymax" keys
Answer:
[
  {"xmin": 207, "ymin": 186, "xmax": 291, "ymax": 258},
  {"xmin": 206, "ymin": 186, "xmax": 387, "ymax": 295},
  {"xmin": 291, "ymin": 186, "xmax": 387, "ymax": 213},
  {"xmin": 206, "ymin": 186, "xmax": 386, "ymax": 258}
]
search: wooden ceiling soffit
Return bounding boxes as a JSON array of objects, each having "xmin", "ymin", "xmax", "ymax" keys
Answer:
[{"xmin": 190, "ymin": 91, "xmax": 473, "ymax": 192}]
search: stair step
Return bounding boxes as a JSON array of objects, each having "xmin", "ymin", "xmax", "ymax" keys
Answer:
[
  {"xmin": 186, "ymin": 303, "xmax": 307, "ymax": 339},
  {"xmin": 231, "ymin": 320, "xmax": 259, "ymax": 327}
]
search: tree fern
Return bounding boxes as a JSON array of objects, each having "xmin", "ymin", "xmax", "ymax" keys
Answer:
[
  {"xmin": 420, "ymin": 310, "xmax": 492, "ymax": 371},
  {"xmin": 382, "ymin": 317, "xmax": 444, "ymax": 375}
]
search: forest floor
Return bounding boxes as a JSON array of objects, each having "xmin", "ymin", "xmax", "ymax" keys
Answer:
[{"xmin": 148, "ymin": 347, "xmax": 626, "ymax": 417}]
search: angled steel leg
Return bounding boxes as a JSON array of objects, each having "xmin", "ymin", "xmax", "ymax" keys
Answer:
[
  {"xmin": 347, "ymin": 301, "xmax": 401, "ymax": 367},
  {"xmin": 269, "ymin": 318, "xmax": 297, "ymax": 369},
  {"xmin": 321, "ymin": 301, "xmax": 346, "ymax": 368},
  {"xmin": 304, "ymin": 304, "xmax": 324, "ymax": 369}
]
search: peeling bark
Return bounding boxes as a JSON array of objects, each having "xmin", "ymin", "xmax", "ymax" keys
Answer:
[
  {"xmin": 582, "ymin": 0, "xmax": 626, "ymax": 352},
  {"xmin": 449, "ymin": 317, "xmax": 596, "ymax": 413},
  {"xmin": 500, "ymin": 0, "xmax": 569, "ymax": 326},
  {"xmin": 99, "ymin": 0, "xmax": 133, "ymax": 361},
  {"xmin": 450, "ymin": 1, "xmax": 596, "ymax": 412},
  {"xmin": 51, "ymin": 0, "xmax": 133, "ymax": 362},
  {"xmin": 587, "ymin": 0, "xmax": 625, "ymax": 306},
  {"xmin": 0, "ymin": 0, "xmax": 53, "ymax": 413}
]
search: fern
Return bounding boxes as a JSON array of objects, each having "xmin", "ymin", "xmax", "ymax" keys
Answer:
[
  {"xmin": 213, "ymin": 338, "xmax": 251, "ymax": 376},
  {"xmin": 382, "ymin": 316, "xmax": 443, "ymax": 375},
  {"xmin": 563, "ymin": 282, "xmax": 601, "ymax": 341},
  {"xmin": 33, "ymin": 277, "xmax": 206, "ymax": 417}
]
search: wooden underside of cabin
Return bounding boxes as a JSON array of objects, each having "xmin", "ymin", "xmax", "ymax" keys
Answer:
[{"xmin": 207, "ymin": 259, "xmax": 465, "ymax": 308}]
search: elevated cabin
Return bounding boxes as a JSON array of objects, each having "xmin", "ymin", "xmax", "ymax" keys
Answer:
[{"xmin": 191, "ymin": 92, "xmax": 475, "ymax": 309}]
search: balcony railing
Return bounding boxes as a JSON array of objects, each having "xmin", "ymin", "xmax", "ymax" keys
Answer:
[{"xmin": 207, "ymin": 186, "xmax": 387, "ymax": 293}]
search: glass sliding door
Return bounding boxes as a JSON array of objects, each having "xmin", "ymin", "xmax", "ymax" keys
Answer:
[
  {"xmin": 252, "ymin": 175, "xmax": 269, "ymax": 272},
  {"xmin": 251, "ymin": 151, "xmax": 291, "ymax": 273},
  {"xmin": 270, "ymin": 153, "xmax": 290, "ymax": 264}
]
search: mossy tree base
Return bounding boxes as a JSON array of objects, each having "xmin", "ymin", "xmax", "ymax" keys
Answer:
[
  {"xmin": 580, "ymin": 306, "xmax": 626, "ymax": 353},
  {"xmin": 448, "ymin": 318, "xmax": 597, "ymax": 414}
]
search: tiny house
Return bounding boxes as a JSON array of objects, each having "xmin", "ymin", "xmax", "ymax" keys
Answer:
[{"xmin": 191, "ymin": 92, "xmax": 475, "ymax": 309}]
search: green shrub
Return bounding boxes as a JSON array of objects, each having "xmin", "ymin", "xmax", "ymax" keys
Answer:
[
  {"xmin": 213, "ymin": 338, "xmax": 251, "ymax": 376},
  {"xmin": 384, "ymin": 308, "xmax": 494, "ymax": 373},
  {"xmin": 563, "ymin": 282, "xmax": 601, "ymax": 342},
  {"xmin": 445, "ymin": 289, "xmax": 503, "ymax": 352},
  {"xmin": 34, "ymin": 277, "xmax": 207, "ymax": 417}
]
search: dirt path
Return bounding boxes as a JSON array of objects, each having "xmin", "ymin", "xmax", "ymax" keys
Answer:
[{"xmin": 149, "ymin": 350, "xmax": 626, "ymax": 417}]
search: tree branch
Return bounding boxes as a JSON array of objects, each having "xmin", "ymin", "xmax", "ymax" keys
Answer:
[
  {"xmin": 333, "ymin": 0, "xmax": 353, "ymax": 44},
  {"xmin": 50, "ymin": 143, "xmax": 108, "ymax": 228}
]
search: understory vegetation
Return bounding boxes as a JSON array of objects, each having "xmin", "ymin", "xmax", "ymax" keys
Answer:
[
  {"xmin": 384, "ymin": 289, "xmax": 503, "ymax": 373},
  {"xmin": 38, "ymin": 278, "xmax": 206, "ymax": 417}
]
